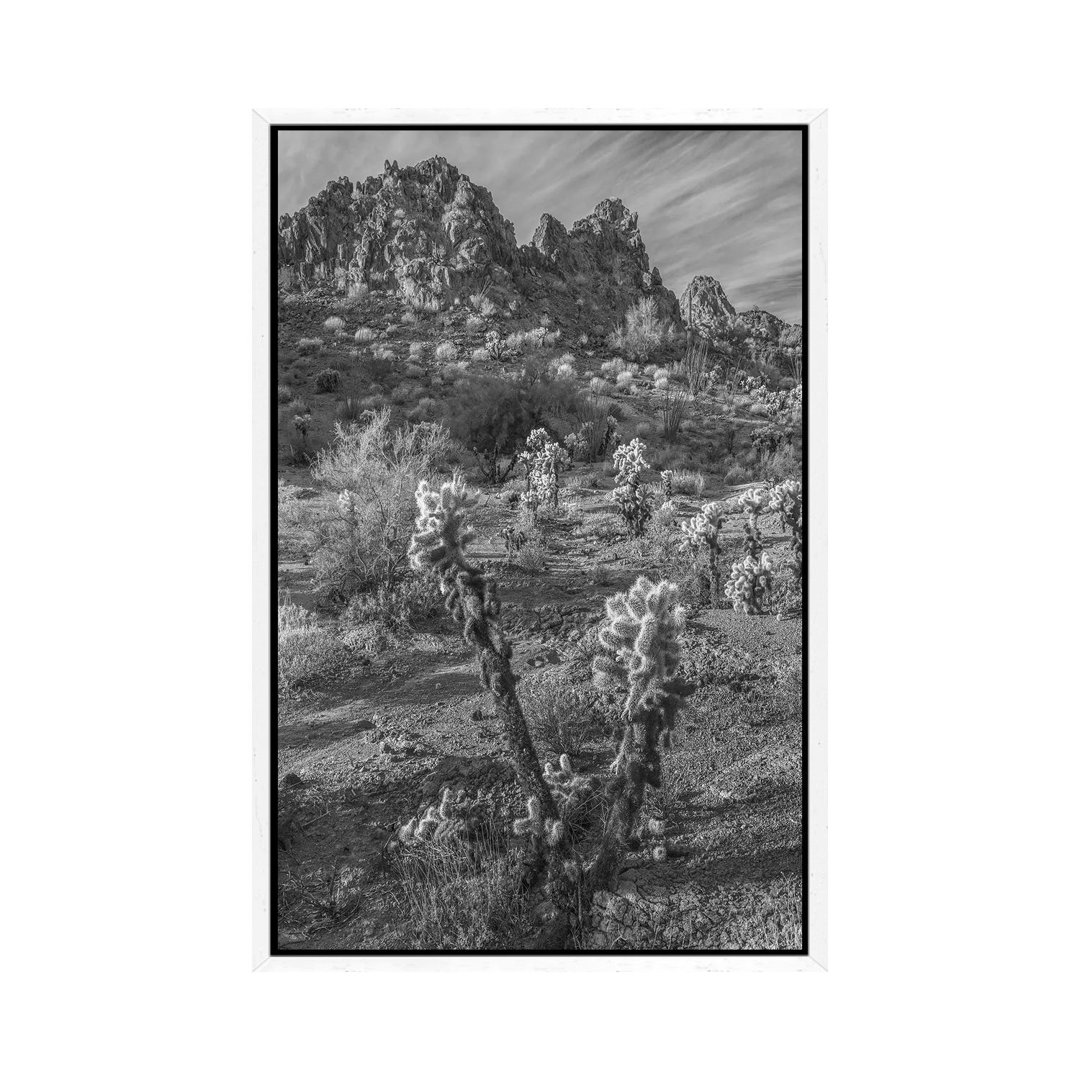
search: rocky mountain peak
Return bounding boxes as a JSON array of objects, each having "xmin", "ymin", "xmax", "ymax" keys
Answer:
[{"xmin": 278, "ymin": 160, "xmax": 684, "ymax": 328}]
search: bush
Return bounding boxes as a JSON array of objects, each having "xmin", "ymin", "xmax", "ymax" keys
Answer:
[
  {"xmin": 447, "ymin": 374, "xmax": 544, "ymax": 483},
  {"xmin": 435, "ymin": 341, "xmax": 459, "ymax": 362},
  {"xmin": 354, "ymin": 327, "xmax": 376, "ymax": 344},
  {"xmin": 612, "ymin": 297, "xmax": 668, "ymax": 362},
  {"xmin": 670, "ymin": 468, "xmax": 705, "ymax": 496},
  {"xmin": 277, "ymin": 385, "xmax": 292, "ymax": 404},
  {"xmin": 465, "ymin": 314, "xmax": 485, "ymax": 332},
  {"xmin": 314, "ymin": 368, "xmax": 342, "ymax": 393},
  {"xmin": 297, "ymin": 337, "xmax": 323, "ymax": 355},
  {"xmin": 278, "ymin": 601, "xmax": 348, "ymax": 695},
  {"xmin": 520, "ymin": 673, "xmax": 600, "ymax": 757},
  {"xmin": 323, "ymin": 315, "xmax": 345, "ymax": 335},
  {"xmin": 335, "ymin": 397, "xmax": 365, "ymax": 423},
  {"xmin": 303, "ymin": 410, "xmax": 452, "ymax": 602}
]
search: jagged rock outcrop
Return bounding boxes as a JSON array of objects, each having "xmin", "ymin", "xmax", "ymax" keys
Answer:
[
  {"xmin": 277, "ymin": 156, "xmax": 520, "ymax": 303},
  {"xmin": 680, "ymin": 274, "xmax": 737, "ymax": 340},
  {"xmin": 520, "ymin": 198, "xmax": 681, "ymax": 325},
  {"xmin": 278, "ymin": 158, "xmax": 682, "ymax": 327}
]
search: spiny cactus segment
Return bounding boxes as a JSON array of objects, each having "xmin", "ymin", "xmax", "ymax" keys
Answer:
[
  {"xmin": 512, "ymin": 796, "xmax": 565, "ymax": 848},
  {"xmin": 542, "ymin": 754, "xmax": 597, "ymax": 820},
  {"xmin": 611, "ymin": 439, "xmax": 653, "ymax": 536},
  {"xmin": 736, "ymin": 487, "xmax": 769, "ymax": 558},
  {"xmin": 397, "ymin": 786, "xmax": 479, "ymax": 844},
  {"xmin": 660, "ymin": 469, "xmax": 673, "ymax": 498}
]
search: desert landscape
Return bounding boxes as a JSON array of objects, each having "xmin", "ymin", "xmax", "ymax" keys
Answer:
[{"xmin": 274, "ymin": 148, "xmax": 805, "ymax": 951}]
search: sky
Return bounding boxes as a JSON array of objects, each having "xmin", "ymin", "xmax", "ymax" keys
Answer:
[{"xmin": 278, "ymin": 129, "xmax": 803, "ymax": 323}]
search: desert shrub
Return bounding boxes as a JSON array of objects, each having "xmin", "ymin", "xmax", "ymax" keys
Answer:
[
  {"xmin": 435, "ymin": 341, "xmax": 459, "ymax": 362},
  {"xmin": 354, "ymin": 327, "xmax": 377, "ymax": 344},
  {"xmin": 465, "ymin": 314, "xmax": 485, "ymax": 332},
  {"xmin": 323, "ymin": 315, "xmax": 345, "ymax": 335},
  {"xmin": 304, "ymin": 410, "xmax": 451, "ymax": 602},
  {"xmin": 373, "ymin": 345, "xmax": 396, "ymax": 363},
  {"xmin": 611, "ymin": 438, "xmax": 652, "ymax": 536},
  {"xmin": 340, "ymin": 574, "xmax": 442, "ymax": 634},
  {"xmin": 760, "ymin": 442, "xmax": 800, "ymax": 481},
  {"xmin": 335, "ymin": 397, "xmax": 365, "ymax": 423},
  {"xmin": 589, "ymin": 376, "xmax": 614, "ymax": 395},
  {"xmin": 615, "ymin": 370, "xmax": 634, "ymax": 391},
  {"xmin": 278, "ymin": 601, "xmax": 348, "ymax": 695},
  {"xmin": 408, "ymin": 341, "xmax": 425, "ymax": 360},
  {"xmin": 297, "ymin": 337, "xmax": 323, "ymax": 355},
  {"xmin": 448, "ymin": 371, "xmax": 566, "ymax": 483},
  {"xmin": 314, "ymin": 368, "xmax": 342, "ymax": 393},
  {"xmin": 277, "ymin": 385, "xmax": 293, "ymax": 404},
  {"xmin": 611, "ymin": 297, "xmax": 668, "ymax": 362},
  {"xmin": 471, "ymin": 347, "xmax": 489, "ymax": 363},
  {"xmin": 403, "ymin": 363, "xmax": 425, "ymax": 380},
  {"xmin": 359, "ymin": 394, "xmax": 388, "ymax": 412},
  {"xmin": 514, "ymin": 538, "xmax": 548, "ymax": 573},
  {"xmin": 572, "ymin": 391, "xmax": 618, "ymax": 462},
  {"xmin": 401, "ymin": 311, "xmax": 419, "ymax": 326},
  {"xmin": 520, "ymin": 674, "xmax": 600, "ymax": 757},
  {"xmin": 723, "ymin": 462, "xmax": 752, "ymax": 486},
  {"xmin": 670, "ymin": 469, "xmax": 705, "ymax": 497}
]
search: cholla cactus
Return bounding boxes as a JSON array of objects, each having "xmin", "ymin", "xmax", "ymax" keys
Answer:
[
  {"xmin": 679, "ymin": 501, "xmax": 725, "ymax": 604},
  {"xmin": 408, "ymin": 479, "xmax": 558, "ymax": 829},
  {"xmin": 611, "ymin": 439, "xmax": 652, "ymax": 536},
  {"xmin": 725, "ymin": 553, "xmax": 774, "ymax": 615},
  {"xmin": 397, "ymin": 787, "xmax": 479, "ymax": 844},
  {"xmin": 521, "ymin": 429, "xmax": 571, "ymax": 511},
  {"xmin": 736, "ymin": 487, "xmax": 769, "ymax": 558},
  {"xmin": 563, "ymin": 431, "xmax": 583, "ymax": 462},
  {"xmin": 660, "ymin": 469, "xmax": 673, "ymax": 498},
  {"xmin": 769, "ymin": 478, "xmax": 803, "ymax": 578},
  {"xmin": 590, "ymin": 577, "xmax": 693, "ymax": 881},
  {"xmin": 542, "ymin": 754, "xmax": 597, "ymax": 824}
]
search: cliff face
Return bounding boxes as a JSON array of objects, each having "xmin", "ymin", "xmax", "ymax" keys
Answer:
[{"xmin": 278, "ymin": 158, "xmax": 682, "ymax": 326}]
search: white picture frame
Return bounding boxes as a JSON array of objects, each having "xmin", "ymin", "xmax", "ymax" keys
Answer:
[{"xmin": 252, "ymin": 109, "xmax": 827, "ymax": 971}]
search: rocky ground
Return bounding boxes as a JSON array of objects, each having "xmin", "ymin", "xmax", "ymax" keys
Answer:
[{"xmin": 277, "ymin": 459, "xmax": 804, "ymax": 951}]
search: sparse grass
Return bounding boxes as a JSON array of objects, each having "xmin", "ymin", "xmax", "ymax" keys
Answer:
[
  {"xmin": 389, "ymin": 834, "xmax": 530, "ymax": 950},
  {"xmin": 520, "ymin": 672, "xmax": 600, "ymax": 758},
  {"xmin": 335, "ymin": 397, "xmax": 365, "ymax": 423},
  {"xmin": 297, "ymin": 337, "xmax": 323, "ymax": 355},
  {"xmin": 277, "ymin": 601, "xmax": 349, "ymax": 696},
  {"xmin": 323, "ymin": 315, "xmax": 345, "ymax": 335},
  {"xmin": 669, "ymin": 468, "xmax": 705, "ymax": 496}
]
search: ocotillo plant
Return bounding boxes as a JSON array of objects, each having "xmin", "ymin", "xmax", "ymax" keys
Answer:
[
  {"xmin": 408, "ymin": 479, "xmax": 558, "ymax": 829},
  {"xmin": 679, "ymin": 501, "xmax": 726, "ymax": 605},
  {"xmin": 769, "ymin": 478, "xmax": 803, "ymax": 578},
  {"xmin": 590, "ymin": 576, "xmax": 693, "ymax": 884},
  {"xmin": 611, "ymin": 438, "xmax": 653, "ymax": 536}
]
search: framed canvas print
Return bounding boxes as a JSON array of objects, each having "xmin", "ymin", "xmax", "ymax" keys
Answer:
[{"xmin": 253, "ymin": 109, "xmax": 826, "ymax": 969}]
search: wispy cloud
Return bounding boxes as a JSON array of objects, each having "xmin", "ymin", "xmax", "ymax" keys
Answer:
[{"xmin": 278, "ymin": 128, "xmax": 802, "ymax": 323}]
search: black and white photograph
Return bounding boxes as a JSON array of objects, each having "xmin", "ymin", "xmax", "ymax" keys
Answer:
[{"xmin": 270, "ymin": 124, "xmax": 813, "ymax": 953}]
